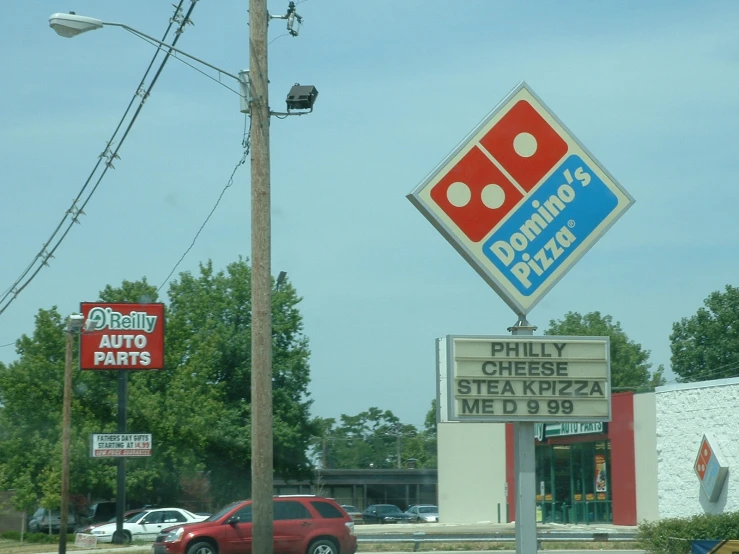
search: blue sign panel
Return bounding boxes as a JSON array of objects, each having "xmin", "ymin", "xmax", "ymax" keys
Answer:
[{"xmin": 482, "ymin": 155, "xmax": 618, "ymax": 295}]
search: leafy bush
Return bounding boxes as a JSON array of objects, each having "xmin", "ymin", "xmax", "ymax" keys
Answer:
[
  {"xmin": 637, "ymin": 512, "xmax": 739, "ymax": 554},
  {"xmin": 0, "ymin": 531, "xmax": 73, "ymax": 544}
]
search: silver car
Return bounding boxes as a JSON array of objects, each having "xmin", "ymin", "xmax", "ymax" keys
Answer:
[
  {"xmin": 28, "ymin": 507, "xmax": 77, "ymax": 534},
  {"xmin": 405, "ymin": 504, "xmax": 439, "ymax": 523}
]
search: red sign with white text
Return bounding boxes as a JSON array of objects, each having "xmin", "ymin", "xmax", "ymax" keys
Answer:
[{"xmin": 80, "ymin": 303, "xmax": 165, "ymax": 370}]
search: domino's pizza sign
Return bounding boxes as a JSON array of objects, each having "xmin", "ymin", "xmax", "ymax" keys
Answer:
[
  {"xmin": 408, "ymin": 82, "xmax": 634, "ymax": 315},
  {"xmin": 694, "ymin": 434, "xmax": 729, "ymax": 502}
]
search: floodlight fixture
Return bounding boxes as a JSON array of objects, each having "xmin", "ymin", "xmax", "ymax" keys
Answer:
[{"xmin": 286, "ymin": 84, "xmax": 318, "ymax": 111}]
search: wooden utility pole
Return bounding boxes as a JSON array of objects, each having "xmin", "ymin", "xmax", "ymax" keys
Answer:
[
  {"xmin": 249, "ymin": 0, "xmax": 274, "ymax": 553},
  {"xmin": 59, "ymin": 323, "xmax": 74, "ymax": 554}
]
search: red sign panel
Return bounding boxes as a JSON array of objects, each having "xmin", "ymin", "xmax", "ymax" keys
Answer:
[
  {"xmin": 694, "ymin": 437, "xmax": 713, "ymax": 481},
  {"xmin": 80, "ymin": 303, "xmax": 165, "ymax": 370},
  {"xmin": 428, "ymin": 99, "xmax": 569, "ymax": 244}
]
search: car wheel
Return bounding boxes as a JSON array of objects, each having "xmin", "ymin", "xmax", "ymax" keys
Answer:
[
  {"xmin": 112, "ymin": 530, "xmax": 132, "ymax": 544},
  {"xmin": 307, "ymin": 538, "xmax": 338, "ymax": 554},
  {"xmin": 187, "ymin": 541, "xmax": 218, "ymax": 554}
]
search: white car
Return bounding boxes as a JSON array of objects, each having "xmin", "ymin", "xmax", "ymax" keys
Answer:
[
  {"xmin": 405, "ymin": 504, "xmax": 439, "ymax": 523},
  {"xmin": 81, "ymin": 508, "xmax": 208, "ymax": 543}
]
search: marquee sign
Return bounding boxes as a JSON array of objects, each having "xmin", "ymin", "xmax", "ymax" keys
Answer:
[
  {"xmin": 80, "ymin": 303, "xmax": 165, "ymax": 370},
  {"xmin": 437, "ymin": 335, "xmax": 610, "ymax": 423},
  {"xmin": 408, "ymin": 82, "xmax": 634, "ymax": 315}
]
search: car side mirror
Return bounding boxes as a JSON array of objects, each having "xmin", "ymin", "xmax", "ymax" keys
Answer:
[{"xmin": 227, "ymin": 516, "xmax": 240, "ymax": 525}]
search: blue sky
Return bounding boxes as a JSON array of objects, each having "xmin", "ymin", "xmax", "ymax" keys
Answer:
[{"xmin": 1, "ymin": 1, "xmax": 738, "ymax": 428}]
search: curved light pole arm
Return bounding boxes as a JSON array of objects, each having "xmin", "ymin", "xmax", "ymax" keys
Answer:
[
  {"xmin": 105, "ymin": 22, "xmax": 241, "ymax": 82},
  {"xmin": 50, "ymin": 13, "xmax": 250, "ymax": 112}
]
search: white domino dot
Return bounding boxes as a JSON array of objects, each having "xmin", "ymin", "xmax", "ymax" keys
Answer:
[
  {"xmin": 481, "ymin": 184, "xmax": 505, "ymax": 209},
  {"xmin": 513, "ymin": 132, "xmax": 538, "ymax": 157},
  {"xmin": 704, "ymin": 448, "xmax": 709, "ymax": 456},
  {"xmin": 447, "ymin": 181, "xmax": 471, "ymax": 207}
]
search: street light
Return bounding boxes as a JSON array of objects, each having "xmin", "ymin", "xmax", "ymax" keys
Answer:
[
  {"xmin": 50, "ymin": 9, "xmax": 315, "ymax": 554},
  {"xmin": 59, "ymin": 314, "xmax": 84, "ymax": 554},
  {"xmin": 49, "ymin": 13, "xmax": 252, "ymax": 113}
]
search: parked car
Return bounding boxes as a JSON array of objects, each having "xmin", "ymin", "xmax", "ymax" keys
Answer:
[
  {"xmin": 86, "ymin": 501, "xmax": 118, "ymax": 524},
  {"xmin": 83, "ymin": 507, "xmax": 208, "ymax": 544},
  {"xmin": 404, "ymin": 505, "xmax": 439, "ymax": 523},
  {"xmin": 75, "ymin": 508, "xmax": 148, "ymax": 534},
  {"xmin": 152, "ymin": 495, "xmax": 356, "ymax": 554},
  {"xmin": 340, "ymin": 505, "xmax": 363, "ymax": 524},
  {"xmin": 28, "ymin": 507, "xmax": 77, "ymax": 534},
  {"xmin": 361, "ymin": 504, "xmax": 415, "ymax": 524}
]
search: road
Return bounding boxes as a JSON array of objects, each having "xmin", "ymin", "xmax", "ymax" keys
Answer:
[{"xmin": 41, "ymin": 549, "xmax": 645, "ymax": 554}]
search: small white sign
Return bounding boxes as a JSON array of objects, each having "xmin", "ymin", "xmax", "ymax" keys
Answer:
[
  {"xmin": 75, "ymin": 533, "xmax": 97, "ymax": 549},
  {"xmin": 438, "ymin": 335, "xmax": 611, "ymax": 423},
  {"xmin": 91, "ymin": 433, "xmax": 152, "ymax": 457}
]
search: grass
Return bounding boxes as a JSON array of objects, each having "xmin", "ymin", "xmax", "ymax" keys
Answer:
[
  {"xmin": 357, "ymin": 540, "xmax": 643, "ymax": 551},
  {"xmin": 0, "ymin": 536, "xmax": 150, "ymax": 554}
]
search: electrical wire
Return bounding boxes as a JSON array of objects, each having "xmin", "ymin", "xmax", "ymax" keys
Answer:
[
  {"xmin": 0, "ymin": 0, "xmax": 199, "ymax": 319},
  {"xmin": 133, "ymin": 32, "xmax": 242, "ymax": 96},
  {"xmin": 156, "ymin": 121, "xmax": 252, "ymax": 294}
]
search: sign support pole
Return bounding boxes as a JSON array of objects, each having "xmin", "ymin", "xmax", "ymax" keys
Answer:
[
  {"xmin": 509, "ymin": 315, "xmax": 537, "ymax": 554},
  {"xmin": 114, "ymin": 370, "xmax": 127, "ymax": 543}
]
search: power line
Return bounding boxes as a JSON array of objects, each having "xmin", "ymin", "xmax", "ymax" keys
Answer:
[
  {"xmin": 0, "ymin": 0, "xmax": 199, "ymax": 319},
  {"xmin": 157, "ymin": 123, "xmax": 252, "ymax": 294}
]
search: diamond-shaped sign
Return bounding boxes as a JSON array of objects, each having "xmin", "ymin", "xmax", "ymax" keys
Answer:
[
  {"xmin": 408, "ymin": 82, "xmax": 634, "ymax": 315},
  {"xmin": 694, "ymin": 434, "xmax": 729, "ymax": 502}
]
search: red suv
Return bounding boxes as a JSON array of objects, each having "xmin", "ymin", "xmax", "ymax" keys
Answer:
[{"xmin": 152, "ymin": 496, "xmax": 356, "ymax": 554}]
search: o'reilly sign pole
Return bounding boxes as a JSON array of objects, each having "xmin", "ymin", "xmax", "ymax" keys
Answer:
[{"xmin": 80, "ymin": 302, "xmax": 164, "ymax": 543}]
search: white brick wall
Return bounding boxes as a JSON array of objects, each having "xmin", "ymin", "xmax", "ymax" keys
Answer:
[{"xmin": 656, "ymin": 377, "xmax": 739, "ymax": 518}]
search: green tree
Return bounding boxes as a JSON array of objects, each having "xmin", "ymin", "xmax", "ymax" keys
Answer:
[
  {"xmin": 310, "ymin": 408, "xmax": 402, "ymax": 469},
  {"xmin": 0, "ymin": 260, "xmax": 314, "ymax": 510},
  {"xmin": 0, "ymin": 308, "xmax": 69, "ymax": 509},
  {"xmin": 310, "ymin": 402, "xmax": 438, "ymax": 470},
  {"xmin": 670, "ymin": 285, "xmax": 739, "ymax": 382},
  {"xmin": 161, "ymin": 259, "xmax": 314, "ymax": 503},
  {"xmin": 545, "ymin": 311, "xmax": 664, "ymax": 390},
  {"xmin": 402, "ymin": 400, "xmax": 437, "ymax": 468}
]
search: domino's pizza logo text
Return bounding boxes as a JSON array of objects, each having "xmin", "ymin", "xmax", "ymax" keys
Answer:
[{"xmin": 484, "ymin": 155, "xmax": 618, "ymax": 295}]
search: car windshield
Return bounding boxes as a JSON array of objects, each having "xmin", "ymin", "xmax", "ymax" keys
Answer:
[
  {"xmin": 342, "ymin": 506, "xmax": 357, "ymax": 512},
  {"xmin": 205, "ymin": 501, "xmax": 244, "ymax": 522},
  {"xmin": 128, "ymin": 512, "xmax": 148, "ymax": 523},
  {"xmin": 377, "ymin": 505, "xmax": 401, "ymax": 514},
  {"xmin": 419, "ymin": 507, "xmax": 437, "ymax": 513}
]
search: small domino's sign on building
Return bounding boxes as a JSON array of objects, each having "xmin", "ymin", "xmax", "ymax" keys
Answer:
[
  {"xmin": 408, "ymin": 82, "xmax": 634, "ymax": 315},
  {"xmin": 694, "ymin": 434, "xmax": 729, "ymax": 502}
]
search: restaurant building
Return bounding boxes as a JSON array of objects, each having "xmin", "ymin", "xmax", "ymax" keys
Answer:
[
  {"xmin": 438, "ymin": 391, "xmax": 658, "ymax": 525},
  {"xmin": 439, "ymin": 377, "xmax": 739, "ymax": 525},
  {"xmin": 655, "ymin": 377, "xmax": 739, "ymax": 518}
]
